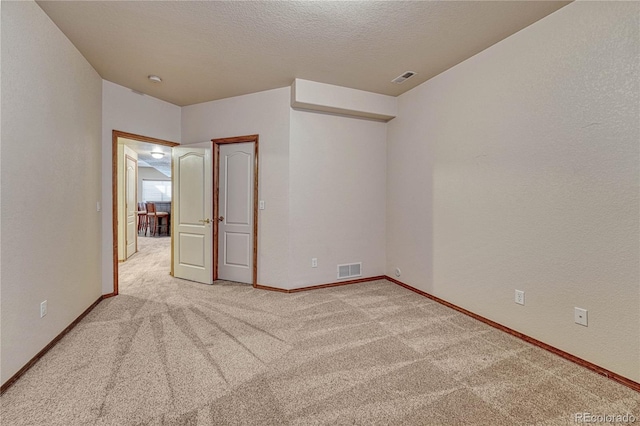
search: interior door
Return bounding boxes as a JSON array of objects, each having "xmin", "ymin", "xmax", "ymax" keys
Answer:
[
  {"xmin": 173, "ymin": 146, "xmax": 213, "ymax": 284},
  {"xmin": 217, "ymin": 142, "xmax": 254, "ymax": 284},
  {"xmin": 125, "ymin": 155, "xmax": 137, "ymax": 258}
]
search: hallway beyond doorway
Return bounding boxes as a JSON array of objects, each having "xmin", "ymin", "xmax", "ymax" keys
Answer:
[{"xmin": 118, "ymin": 235, "xmax": 170, "ymax": 293}]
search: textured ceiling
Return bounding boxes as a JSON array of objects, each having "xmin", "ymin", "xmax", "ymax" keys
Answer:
[
  {"xmin": 120, "ymin": 138, "xmax": 172, "ymax": 177},
  {"xmin": 37, "ymin": 1, "xmax": 570, "ymax": 107}
]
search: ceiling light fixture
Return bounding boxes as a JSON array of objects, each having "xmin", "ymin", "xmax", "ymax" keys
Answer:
[
  {"xmin": 150, "ymin": 151, "xmax": 164, "ymax": 159},
  {"xmin": 148, "ymin": 75, "xmax": 162, "ymax": 83}
]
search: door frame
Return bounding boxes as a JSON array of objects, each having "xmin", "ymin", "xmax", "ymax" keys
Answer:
[
  {"xmin": 212, "ymin": 134, "xmax": 259, "ymax": 287},
  {"xmin": 111, "ymin": 130, "xmax": 179, "ymax": 296}
]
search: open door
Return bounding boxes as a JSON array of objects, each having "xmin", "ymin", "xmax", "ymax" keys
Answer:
[
  {"xmin": 117, "ymin": 144, "xmax": 138, "ymax": 261},
  {"xmin": 125, "ymin": 155, "xmax": 137, "ymax": 258},
  {"xmin": 172, "ymin": 146, "xmax": 213, "ymax": 284}
]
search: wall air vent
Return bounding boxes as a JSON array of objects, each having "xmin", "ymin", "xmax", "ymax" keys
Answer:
[
  {"xmin": 337, "ymin": 262, "xmax": 362, "ymax": 280},
  {"xmin": 391, "ymin": 71, "xmax": 417, "ymax": 84}
]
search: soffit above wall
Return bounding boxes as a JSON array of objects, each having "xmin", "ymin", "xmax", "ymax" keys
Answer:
[
  {"xmin": 292, "ymin": 79, "xmax": 398, "ymax": 122},
  {"xmin": 37, "ymin": 1, "xmax": 570, "ymax": 107}
]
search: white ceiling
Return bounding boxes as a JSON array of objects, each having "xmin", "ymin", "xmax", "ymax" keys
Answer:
[{"xmin": 37, "ymin": 1, "xmax": 570, "ymax": 107}]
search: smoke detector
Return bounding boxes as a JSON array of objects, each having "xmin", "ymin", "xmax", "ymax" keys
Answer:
[{"xmin": 391, "ymin": 71, "xmax": 416, "ymax": 84}]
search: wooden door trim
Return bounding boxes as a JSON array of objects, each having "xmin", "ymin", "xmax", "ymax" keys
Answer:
[
  {"xmin": 111, "ymin": 130, "xmax": 179, "ymax": 296},
  {"xmin": 384, "ymin": 275, "xmax": 640, "ymax": 393},
  {"xmin": 212, "ymin": 134, "xmax": 259, "ymax": 287}
]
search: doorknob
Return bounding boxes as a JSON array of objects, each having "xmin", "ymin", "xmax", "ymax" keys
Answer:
[
  {"xmin": 198, "ymin": 219, "xmax": 211, "ymax": 224},
  {"xmin": 217, "ymin": 216, "xmax": 224, "ymax": 222}
]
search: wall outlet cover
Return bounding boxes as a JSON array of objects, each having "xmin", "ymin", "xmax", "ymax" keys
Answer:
[{"xmin": 575, "ymin": 307, "xmax": 588, "ymax": 326}]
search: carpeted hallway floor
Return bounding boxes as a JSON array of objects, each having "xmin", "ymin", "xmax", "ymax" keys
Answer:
[{"xmin": 1, "ymin": 236, "xmax": 638, "ymax": 425}]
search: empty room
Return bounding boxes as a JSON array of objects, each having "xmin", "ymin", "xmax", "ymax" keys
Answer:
[{"xmin": 1, "ymin": 1, "xmax": 638, "ymax": 424}]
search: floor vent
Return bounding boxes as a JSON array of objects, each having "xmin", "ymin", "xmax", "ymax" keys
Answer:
[{"xmin": 337, "ymin": 262, "xmax": 362, "ymax": 280}]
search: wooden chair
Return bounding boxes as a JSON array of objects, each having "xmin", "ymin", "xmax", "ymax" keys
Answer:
[
  {"xmin": 137, "ymin": 203, "xmax": 148, "ymax": 235},
  {"xmin": 146, "ymin": 202, "xmax": 168, "ymax": 236}
]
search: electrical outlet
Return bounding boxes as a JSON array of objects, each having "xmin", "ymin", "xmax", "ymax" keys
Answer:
[
  {"xmin": 311, "ymin": 258, "xmax": 318, "ymax": 268},
  {"xmin": 515, "ymin": 290, "xmax": 525, "ymax": 306},
  {"xmin": 40, "ymin": 300, "xmax": 47, "ymax": 318},
  {"xmin": 574, "ymin": 307, "xmax": 588, "ymax": 326}
]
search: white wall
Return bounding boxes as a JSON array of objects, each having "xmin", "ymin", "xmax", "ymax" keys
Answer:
[
  {"xmin": 1, "ymin": 1, "xmax": 103, "ymax": 385},
  {"xmin": 182, "ymin": 88, "xmax": 387, "ymax": 289},
  {"xmin": 102, "ymin": 81, "xmax": 181, "ymax": 294},
  {"xmin": 182, "ymin": 88, "xmax": 292, "ymax": 286},
  {"xmin": 387, "ymin": 1, "xmax": 639, "ymax": 381},
  {"xmin": 289, "ymin": 110, "xmax": 386, "ymax": 287}
]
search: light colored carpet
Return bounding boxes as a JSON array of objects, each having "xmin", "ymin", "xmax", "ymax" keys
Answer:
[{"xmin": 1, "ymin": 236, "xmax": 638, "ymax": 425}]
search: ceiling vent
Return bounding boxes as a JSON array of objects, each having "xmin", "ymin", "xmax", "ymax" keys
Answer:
[
  {"xmin": 391, "ymin": 71, "xmax": 417, "ymax": 84},
  {"xmin": 337, "ymin": 262, "xmax": 362, "ymax": 280}
]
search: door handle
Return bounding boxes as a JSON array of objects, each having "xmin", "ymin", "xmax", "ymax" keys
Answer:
[
  {"xmin": 217, "ymin": 216, "xmax": 224, "ymax": 222},
  {"xmin": 198, "ymin": 219, "xmax": 211, "ymax": 224}
]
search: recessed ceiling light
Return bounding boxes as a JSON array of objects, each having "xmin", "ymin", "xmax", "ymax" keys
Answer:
[
  {"xmin": 148, "ymin": 75, "xmax": 162, "ymax": 83},
  {"xmin": 150, "ymin": 151, "xmax": 164, "ymax": 159}
]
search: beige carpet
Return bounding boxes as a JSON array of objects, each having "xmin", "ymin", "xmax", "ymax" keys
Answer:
[{"xmin": 1, "ymin": 236, "xmax": 638, "ymax": 425}]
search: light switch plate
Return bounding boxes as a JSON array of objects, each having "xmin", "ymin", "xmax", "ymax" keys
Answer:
[{"xmin": 259, "ymin": 200, "xmax": 265, "ymax": 210}]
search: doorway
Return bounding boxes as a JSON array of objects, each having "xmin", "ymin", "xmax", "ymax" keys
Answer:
[
  {"xmin": 111, "ymin": 130, "xmax": 179, "ymax": 296},
  {"xmin": 212, "ymin": 135, "xmax": 259, "ymax": 287}
]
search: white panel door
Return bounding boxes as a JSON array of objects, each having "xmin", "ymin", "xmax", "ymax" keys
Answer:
[
  {"xmin": 173, "ymin": 147, "xmax": 213, "ymax": 284},
  {"xmin": 218, "ymin": 143, "xmax": 254, "ymax": 284},
  {"xmin": 125, "ymin": 155, "xmax": 137, "ymax": 259}
]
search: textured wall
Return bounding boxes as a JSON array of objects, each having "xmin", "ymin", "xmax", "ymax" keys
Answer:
[
  {"xmin": 101, "ymin": 81, "xmax": 182, "ymax": 294},
  {"xmin": 1, "ymin": 1, "xmax": 103, "ymax": 385},
  {"xmin": 181, "ymin": 88, "xmax": 292, "ymax": 286},
  {"xmin": 182, "ymin": 88, "xmax": 387, "ymax": 289},
  {"xmin": 289, "ymin": 110, "xmax": 387, "ymax": 288},
  {"xmin": 386, "ymin": 2, "xmax": 639, "ymax": 381}
]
